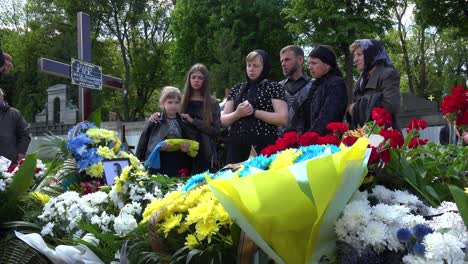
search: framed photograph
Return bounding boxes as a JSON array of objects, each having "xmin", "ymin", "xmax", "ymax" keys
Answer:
[{"xmin": 102, "ymin": 158, "xmax": 130, "ymax": 185}]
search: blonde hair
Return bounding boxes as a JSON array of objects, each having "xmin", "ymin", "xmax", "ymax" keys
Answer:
[
  {"xmin": 159, "ymin": 86, "xmax": 181, "ymax": 109},
  {"xmin": 246, "ymin": 51, "xmax": 263, "ymax": 64},
  {"xmin": 349, "ymin": 41, "xmax": 361, "ymax": 53}
]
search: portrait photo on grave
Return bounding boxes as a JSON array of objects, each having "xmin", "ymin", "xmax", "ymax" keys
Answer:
[{"xmin": 102, "ymin": 158, "xmax": 130, "ymax": 185}]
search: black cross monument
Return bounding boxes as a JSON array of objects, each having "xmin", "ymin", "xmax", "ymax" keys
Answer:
[{"xmin": 38, "ymin": 12, "xmax": 123, "ymax": 121}]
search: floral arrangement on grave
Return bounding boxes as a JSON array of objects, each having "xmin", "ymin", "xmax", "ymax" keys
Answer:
[
  {"xmin": 142, "ymin": 185, "xmax": 236, "ymax": 263},
  {"xmin": 335, "ymin": 185, "xmax": 467, "ymax": 264},
  {"xmin": 31, "ymin": 162, "xmax": 183, "ymax": 263},
  {"xmin": 440, "ymin": 83, "xmax": 467, "ymax": 131},
  {"xmin": 178, "ymin": 134, "xmax": 370, "ymax": 263},
  {"xmin": 59, "ymin": 121, "xmax": 141, "ymax": 190}
]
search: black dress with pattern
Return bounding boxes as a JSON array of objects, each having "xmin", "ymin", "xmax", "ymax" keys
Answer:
[{"xmin": 226, "ymin": 79, "xmax": 286, "ymax": 164}]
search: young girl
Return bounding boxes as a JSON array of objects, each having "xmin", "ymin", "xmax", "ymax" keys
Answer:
[
  {"xmin": 136, "ymin": 86, "xmax": 194, "ymax": 177},
  {"xmin": 150, "ymin": 64, "xmax": 221, "ymax": 173}
]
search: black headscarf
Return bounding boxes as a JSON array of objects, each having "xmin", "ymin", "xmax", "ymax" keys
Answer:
[
  {"xmin": 356, "ymin": 39, "xmax": 393, "ymax": 93},
  {"xmin": 235, "ymin": 49, "xmax": 272, "ymax": 107},
  {"xmin": 308, "ymin": 45, "xmax": 342, "ymax": 78}
]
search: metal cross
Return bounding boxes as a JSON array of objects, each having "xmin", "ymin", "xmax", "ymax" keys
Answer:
[
  {"xmin": 428, "ymin": 95, "xmax": 435, "ymax": 101},
  {"xmin": 38, "ymin": 12, "xmax": 123, "ymax": 121}
]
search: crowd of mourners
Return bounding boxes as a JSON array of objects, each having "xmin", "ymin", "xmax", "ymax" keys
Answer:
[{"xmin": 135, "ymin": 39, "xmax": 403, "ymax": 176}]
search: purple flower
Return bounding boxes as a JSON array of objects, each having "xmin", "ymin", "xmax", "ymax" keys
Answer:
[
  {"xmin": 412, "ymin": 224, "xmax": 432, "ymax": 239},
  {"xmin": 412, "ymin": 242, "xmax": 425, "ymax": 256},
  {"xmin": 397, "ymin": 228, "xmax": 412, "ymax": 242}
]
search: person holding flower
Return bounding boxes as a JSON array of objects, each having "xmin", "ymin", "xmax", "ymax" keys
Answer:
[
  {"xmin": 149, "ymin": 64, "xmax": 221, "ymax": 173},
  {"xmin": 136, "ymin": 86, "xmax": 195, "ymax": 177},
  {"xmin": 221, "ymin": 49, "xmax": 288, "ymax": 164},
  {"xmin": 346, "ymin": 39, "xmax": 401, "ymax": 129}
]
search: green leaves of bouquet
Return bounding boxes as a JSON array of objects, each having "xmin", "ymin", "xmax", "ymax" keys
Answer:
[{"xmin": 0, "ymin": 153, "xmax": 38, "ymax": 223}]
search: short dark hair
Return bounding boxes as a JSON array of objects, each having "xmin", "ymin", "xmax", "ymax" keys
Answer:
[{"xmin": 280, "ymin": 45, "xmax": 304, "ymax": 58}]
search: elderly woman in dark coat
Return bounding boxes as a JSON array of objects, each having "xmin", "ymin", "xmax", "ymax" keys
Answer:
[
  {"xmin": 303, "ymin": 45, "xmax": 348, "ymax": 135},
  {"xmin": 346, "ymin": 39, "xmax": 401, "ymax": 129}
]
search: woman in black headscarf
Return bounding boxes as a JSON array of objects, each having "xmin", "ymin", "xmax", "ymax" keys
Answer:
[
  {"xmin": 305, "ymin": 45, "xmax": 348, "ymax": 135},
  {"xmin": 221, "ymin": 49, "xmax": 288, "ymax": 164},
  {"xmin": 346, "ymin": 39, "xmax": 401, "ymax": 129}
]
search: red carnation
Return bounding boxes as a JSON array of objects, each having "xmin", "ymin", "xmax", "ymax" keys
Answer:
[
  {"xmin": 380, "ymin": 129, "xmax": 404, "ymax": 148},
  {"xmin": 456, "ymin": 111, "xmax": 468, "ymax": 125},
  {"xmin": 177, "ymin": 168, "xmax": 190, "ymax": 177},
  {"xmin": 408, "ymin": 138, "xmax": 429, "ymax": 149},
  {"xmin": 318, "ymin": 135, "xmax": 341, "ymax": 146},
  {"xmin": 342, "ymin": 136, "xmax": 359, "ymax": 147},
  {"xmin": 371, "ymin": 107, "xmax": 392, "ymax": 127},
  {"xmin": 326, "ymin": 122, "xmax": 349, "ymax": 134},
  {"xmin": 368, "ymin": 145, "xmax": 379, "ymax": 164},
  {"xmin": 283, "ymin": 131, "xmax": 298, "ymax": 140},
  {"xmin": 260, "ymin": 145, "xmax": 280, "ymax": 157},
  {"xmin": 450, "ymin": 84, "xmax": 465, "ymax": 94},
  {"xmin": 378, "ymin": 149, "xmax": 391, "ymax": 163},
  {"xmin": 406, "ymin": 119, "xmax": 428, "ymax": 133},
  {"xmin": 440, "ymin": 94, "xmax": 465, "ymax": 115},
  {"xmin": 297, "ymin": 132, "xmax": 320, "ymax": 146}
]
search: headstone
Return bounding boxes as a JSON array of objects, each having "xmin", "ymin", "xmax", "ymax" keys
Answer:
[
  {"xmin": 35, "ymin": 84, "xmax": 78, "ymax": 124},
  {"xmin": 397, "ymin": 93, "xmax": 445, "ymax": 127}
]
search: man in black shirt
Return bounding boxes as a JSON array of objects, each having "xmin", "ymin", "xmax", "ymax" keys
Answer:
[{"xmin": 279, "ymin": 45, "xmax": 313, "ymax": 134}]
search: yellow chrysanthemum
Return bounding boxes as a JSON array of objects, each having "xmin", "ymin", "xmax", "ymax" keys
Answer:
[
  {"xmin": 114, "ymin": 180, "xmax": 123, "ymax": 192},
  {"xmin": 269, "ymin": 148, "xmax": 302, "ymax": 170},
  {"xmin": 161, "ymin": 214, "xmax": 183, "ymax": 237},
  {"xmin": 185, "ymin": 199, "xmax": 215, "ymax": 225},
  {"xmin": 195, "ymin": 220, "xmax": 219, "ymax": 243},
  {"xmin": 177, "ymin": 222, "xmax": 190, "ymax": 234},
  {"xmin": 134, "ymin": 170, "xmax": 147, "ymax": 177},
  {"xmin": 86, "ymin": 128, "xmax": 116, "ymax": 143},
  {"xmin": 213, "ymin": 203, "xmax": 232, "ymax": 226},
  {"xmin": 112, "ymin": 138, "xmax": 121, "ymax": 153},
  {"xmin": 120, "ymin": 166, "xmax": 131, "ymax": 181},
  {"xmin": 183, "ymin": 187, "xmax": 204, "ymax": 208},
  {"xmin": 185, "ymin": 234, "xmax": 200, "ymax": 249},
  {"xmin": 86, "ymin": 163, "xmax": 104, "ymax": 178},
  {"xmin": 31, "ymin": 192, "xmax": 50, "ymax": 205},
  {"xmin": 142, "ymin": 190, "xmax": 184, "ymax": 223},
  {"xmin": 97, "ymin": 146, "xmax": 116, "ymax": 159},
  {"xmin": 465, "ymin": 187, "xmax": 468, "ymax": 194},
  {"xmin": 119, "ymin": 152, "xmax": 141, "ymax": 169}
]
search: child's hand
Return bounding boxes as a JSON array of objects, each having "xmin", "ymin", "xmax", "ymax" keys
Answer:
[
  {"xmin": 149, "ymin": 112, "xmax": 162, "ymax": 123},
  {"xmin": 180, "ymin": 141, "xmax": 190, "ymax": 153},
  {"xmin": 159, "ymin": 142, "xmax": 167, "ymax": 151}
]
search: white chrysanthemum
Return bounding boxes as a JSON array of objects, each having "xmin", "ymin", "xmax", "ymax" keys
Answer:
[
  {"xmin": 386, "ymin": 224, "xmax": 404, "ymax": 252},
  {"xmin": 334, "ymin": 217, "xmax": 350, "ymax": 240},
  {"xmin": 82, "ymin": 233, "xmax": 100, "ymax": 246},
  {"xmin": 400, "ymin": 214, "xmax": 427, "ymax": 228},
  {"xmin": 362, "ymin": 221, "xmax": 388, "ymax": 252},
  {"xmin": 342, "ymin": 200, "xmax": 372, "ymax": 229},
  {"xmin": 435, "ymin": 201, "xmax": 458, "ymax": 213},
  {"xmin": 428, "ymin": 211, "xmax": 468, "ymax": 245},
  {"xmin": 109, "ymin": 189, "xmax": 125, "ymax": 208},
  {"xmin": 121, "ymin": 201, "xmax": 142, "ymax": 215},
  {"xmin": 114, "ymin": 213, "xmax": 138, "ymax": 236},
  {"xmin": 143, "ymin": 192, "xmax": 155, "ymax": 201},
  {"xmin": 153, "ymin": 186, "xmax": 163, "ymax": 198},
  {"xmin": 82, "ymin": 191, "xmax": 109, "ymax": 206},
  {"xmin": 372, "ymin": 185, "xmax": 393, "ymax": 203},
  {"xmin": 41, "ymin": 222, "xmax": 55, "ymax": 236},
  {"xmin": 402, "ymin": 254, "xmax": 431, "ymax": 264},
  {"xmin": 372, "ymin": 204, "xmax": 407, "ymax": 224},
  {"xmin": 393, "ymin": 190, "xmax": 421, "ymax": 206},
  {"xmin": 424, "ymin": 232, "xmax": 465, "ymax": 263}
]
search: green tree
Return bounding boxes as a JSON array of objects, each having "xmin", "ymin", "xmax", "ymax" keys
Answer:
[
  {"xmin": 414, "ymin": 0, "xmax": 468, "ymax": 36},
  {"xmin": 284, "ymin": 0, "xmax": 393, "ymax": 100}
]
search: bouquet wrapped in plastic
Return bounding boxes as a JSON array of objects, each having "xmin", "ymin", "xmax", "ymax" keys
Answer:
[{"xmin": 206, "ymin": 138, "xmax": 371, "ymax": 264}]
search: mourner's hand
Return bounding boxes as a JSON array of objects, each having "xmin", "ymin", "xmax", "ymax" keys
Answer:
[
  {"xmin": 463, "ymin": 131, "xmax": 468, "ymax": 144},
  {"xmin": 180, "ymin": 141, "xmax": 190, "ymax": 153},
  {"xmin": 0, "ymin": 52, "xmax": 13, "ymax": 74},
  {"xmin": 159, "ymin": 142, "xmax": 167, "ymax": 151},
  {"xmin": 149, "ymin": 112, "xmax": 161, "ymax": 123},
  {"xmin": 17, "ymin": 153, "xmax": 25, "ymax": 161},
  {"xmin": 236, "ymin": 101, "xmax": 254, "ymax": 118},
  {"xmin": 180, "ymin": 113, "xmax": 193, "ymax": 123}
]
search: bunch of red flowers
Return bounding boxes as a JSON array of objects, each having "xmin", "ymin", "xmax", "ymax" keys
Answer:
[{"xmin": 440, "ymin": 84, "xmax": 468, "ymax": 128}]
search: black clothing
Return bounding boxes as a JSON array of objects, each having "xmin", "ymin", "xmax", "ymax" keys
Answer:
[
  {"xmin": 306, "ymin": 72, "xmax": 348, "ymax": 135},
  {"xmin": 281, "ymin": 75, "xmax": 311, "ymax": 108},
  {"xmin": 225, "ymin": 134, "xmax": 277, "ymax": 164},
  {"xmin": 0, "ymin": 49, "xmax": 4, "ymax": 69},
  {"xmin": 0, "ymin": 104, "xmax": 31, "ymax": 163},
  {"xmin": 184, "ymin": 98, "xmax": 221, "ymax": 173},
  {"xmin": 280, "ymin": 75, "xmax": 314, "ymax": 134}
]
